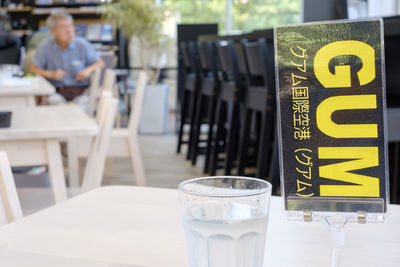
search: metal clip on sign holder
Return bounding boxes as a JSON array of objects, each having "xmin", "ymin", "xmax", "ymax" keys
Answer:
[{"xmin": 275, "ymin": 18, "xmax": 388, "ymax": 267}]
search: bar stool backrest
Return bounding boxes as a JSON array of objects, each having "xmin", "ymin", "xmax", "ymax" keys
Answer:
[
  {"xmin": 216, "ymin": 40, "xmax": 234, "ymax": 74},
  {"xmin": 234, "ymin": 41, "xmax": 247, "ymax": 74},
  {"xmin": 216, "ymin": 40, "xmax": 245, "ymax": 91},
  {"xmin": 198, "ymin": 41, "xmax": 219, "ymax": 79},
  {"xmin": 243, "ymin": 41, "xmax": 264, "ymax": 76},
  {"xmin": 261, "ymin": 38, "xmax": 276, "ymax": 91},
  {"xmin": 180, "ymin": 42, "xmax": 191, "ymax": 69},
  {"xmin": 242, "ymin": 38, "xmax": 275, "ymax": 91},
  {"xmin": 180, "ymin": 42, "xmax": 199, "ymax": 75},
  {"xmin": 198, "ymin": 42, "xmax": 211, "ymax": 72}
]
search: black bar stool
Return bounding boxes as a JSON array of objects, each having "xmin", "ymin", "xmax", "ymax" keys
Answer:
[
  {"xmin": 269, "ymin": 130, "xmax": 281, "ymax": 195},
  {"xmin": 237, "ymin": 38, "xmax": 276, "ymax": 179},
  {"xmin": 176, "ymin": 42, "xmax": 201, "ymax": 157},
  {"xmin": 389, "ymin": 142, "xmax": 400, "ymax": 203},
  {"xmin": 209, "ymin": 40, "xmax": 246, "ymax": 175},
  {"xmin": 189, "ymin": 41, "xmax": 220, "ymax": 171}
]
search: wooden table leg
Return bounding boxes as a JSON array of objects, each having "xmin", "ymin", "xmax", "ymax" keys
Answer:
[
  {"xmin": 26, "ymin": 96, "xmax": 36, "ymax": 107},
  {"xmin": 45, "ymin": 139, "xmax": 67, "ymax": 203},
  {"xmin": 67, "ymin": 137, "xmax": 80, "ymax": 187},
  {"xmin": 129, "ymin": 135, "xmax": 146, "ymax": 186}
]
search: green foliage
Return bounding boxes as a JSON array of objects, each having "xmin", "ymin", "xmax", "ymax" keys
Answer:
[
  {"xmin": 102, "ymin": 0, "xmax": 165, "ymax": 46},
  {"xmin": 162, "ymin": 0, "xmax": 300, "ymax": 34},
  {"xmin": 233, "ymin": 0, "xmax": 299, "ymax": 32},
  {"xmin": 277, "ymin": 21, "xmax": 381, "ymax": 68},
  {"xmin": 162, "ymin": 0, "xmax": 225, "ymax": 30}
]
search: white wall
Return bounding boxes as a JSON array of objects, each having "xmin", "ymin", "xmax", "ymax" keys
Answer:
[
  {"xmin": 368, "ymin": 0, "xmax": 398, "ymax": 17},
  {"xmin": 347, "ymin": 0, "xmax": 367, "ymax": 19}
]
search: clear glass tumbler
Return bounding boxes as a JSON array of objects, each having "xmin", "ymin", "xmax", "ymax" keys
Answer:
[{"xmin": 179, "ymin": 176, "xmax": 272, "ymax": 267}]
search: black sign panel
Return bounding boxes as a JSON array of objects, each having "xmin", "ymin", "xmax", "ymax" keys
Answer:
[{"xmin": 275, "ymin": 19, "xmax": 388, "ymax": 213}]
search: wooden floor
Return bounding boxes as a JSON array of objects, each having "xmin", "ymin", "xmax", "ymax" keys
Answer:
[{"xmin": 102, "ymin": 134, "xmax": 205, "ymax": 188}]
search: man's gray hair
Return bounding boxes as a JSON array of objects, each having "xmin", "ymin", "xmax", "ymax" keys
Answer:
[{"xmin": 46, "ymin": 12, "xmax": 73, "ymax": 29}]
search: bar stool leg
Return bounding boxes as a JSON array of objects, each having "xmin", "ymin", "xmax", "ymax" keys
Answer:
[
  {"xmin": 190, "ymin": 93, "xmax": 204, "ymax": 165},
  {"xmin": 392, "ymin": 142, "xmax": 399, "ymax": 204},
  {"xmin": 186, "ymin": 89, "xmax": 198, "ymax": 160},
  {"xmin": 209, "ymin": 100, "xmax": 225, "ymax": 175},
  {"xmin": 256, "ymin": 111, "xmax": 271, "ymax": 179},
  {"xmin": 237, "ymin": 108, "xmax": 252, "ymax": 176},
  {"xmin": 269, "ymin": 135, "xmax": 280, "ymax": 195},
  {"xmin": 203, "ymin": 93, "xmax": 217, "ymax": 174},
  {"xmin": 176, "ymin": 90, "xmax": 189, "ymax": 154},
  {"xmin": 224, "ymin": 102, "xmax": 240, "ymax": 175}
]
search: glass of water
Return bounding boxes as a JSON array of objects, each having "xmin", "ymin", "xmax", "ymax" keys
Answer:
[{"xmin": 179, "ymin": 176, "xmax": 272, "ymax": 267}]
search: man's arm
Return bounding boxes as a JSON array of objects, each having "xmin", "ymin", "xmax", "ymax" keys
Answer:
[
  {"xmin": 29, "ymin": 63, "xmax": 67, "ymax": 81},
  {"xmin": 75, "ymin": 58, "xmax": 105, "ymax": 81}
]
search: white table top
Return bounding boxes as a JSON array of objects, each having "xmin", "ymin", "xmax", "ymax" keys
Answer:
[
  {"xmin": 0, "ymin": 186, "xmax": 398, "ymax": 267},
  {"xmin": 0, "ymin": 76, "xmax": 55, "ymax": 96},
  {"xmin": 0, "ymin": 105, "xmax": 98, "ymax": 140}
]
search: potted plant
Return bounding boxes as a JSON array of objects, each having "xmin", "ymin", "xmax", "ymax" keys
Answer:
[
  {"xmin": 102, "ymin": 0, "xmax": 166, "ymax": 75},
  {"xmin": 102, "ymin": 0, "xmax": 170, "ymax": 134}
]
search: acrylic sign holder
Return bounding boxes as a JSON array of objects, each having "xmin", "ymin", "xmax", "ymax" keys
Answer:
[{"xmin": 274, "ymin": 18, "xmax": 389, "ymax": 267}]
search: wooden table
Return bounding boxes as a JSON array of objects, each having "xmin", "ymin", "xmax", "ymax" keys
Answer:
[
  {"xmin": 0, "ymin": 186, "xmax": 398, "ymax": 266},
  {"xmin": 0, "ymin": 105, "xmax": 98, "ymax": 203},
  {"xmin": 0, "ymin": 76, "xmax": 55, "ymax": 107}
]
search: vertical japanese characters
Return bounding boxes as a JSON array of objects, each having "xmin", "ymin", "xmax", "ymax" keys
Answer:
[
  {"xmin": 289, "ymin": 40, "xmax": 380, "ymax": 198},
  {"xmin": 290, "ymin": 46, "xmax": 314, "ymax": 197},
  {"xmin": 290, "ymin": 46, "xmax": 310, "ymax": 141}
]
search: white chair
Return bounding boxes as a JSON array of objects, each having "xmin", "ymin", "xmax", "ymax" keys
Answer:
[
  {"xmin": 14, "ymin": 96, "xmax": 118, "ymax": 214},
  {"xmin": 106, "ymin": 71, "xmax": 147, "ymax": 186},
  {"xmin": 88, "ymin": 68, "xmax": 117, "ymax": 117},
  {"xmin": 87, "ymin": 67, "xmax": 102, "ymax": 117},
  {"xmin": 69, "ymin": 71, "xmax": 148, "ymax": 187},
  {"xmin": 0, "ymin": 151, "xmax": 70, "ymax": 217},
  {"xmin": 102, "ymin": 68, "xmax": 116, "ymax": 95},
  {"xmin": 0, "ymin": 152, "xmax": 23, "ymax": 225},
  {"xmin": 100, "ymin": 68, "xmax": 123, "ymax": 127},
  {"xmin": 68, "ymin": 93, "xmax": 119, "ymax": 190},
  {"xmin": 82, "ymin": 94, "xmax": 119, "ymax": 190}
]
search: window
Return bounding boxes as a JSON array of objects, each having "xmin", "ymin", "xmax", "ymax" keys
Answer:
[
  {"xmin": 232, "ymin": 0, "xmax": 300, "ymax": 33},
  {"xmin": 162, "ymin": 0, "xmax": 300, "ymax": 34}
]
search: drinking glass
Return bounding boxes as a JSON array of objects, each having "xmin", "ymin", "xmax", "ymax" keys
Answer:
[{"xmin": 179, "ymin": 176, "xmax": 272, "ymax": 267}]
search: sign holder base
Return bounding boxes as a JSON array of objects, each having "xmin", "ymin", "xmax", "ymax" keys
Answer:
[
  {"xmin": 322, "ymin": 216, "xmax": 346, "ymax": 267},
  {"xmin": 303, "ymin": 210, "xmax": 377, "ymax": 267}
]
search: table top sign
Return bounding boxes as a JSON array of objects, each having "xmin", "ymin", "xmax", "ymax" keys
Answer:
[{"xmin": 275, "ymin": 19, "xmax": 388, "ymax": 223}]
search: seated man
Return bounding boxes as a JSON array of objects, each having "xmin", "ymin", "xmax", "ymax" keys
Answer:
[{"xmin": 29, "ymin": 12, "xmax": 104, "ymax": 111}]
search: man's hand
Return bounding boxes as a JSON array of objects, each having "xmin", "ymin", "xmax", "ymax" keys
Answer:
[
  {"xmin": 75, "ymin": 68, "xmax": 92, "ymax": 81},
  {"xmin": 52, "ymin": 69, "xmax": 67, "ymax": 80}
]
